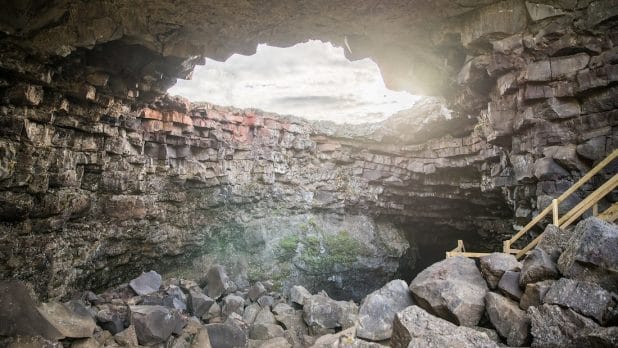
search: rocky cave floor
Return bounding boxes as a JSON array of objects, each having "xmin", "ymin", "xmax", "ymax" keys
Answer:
[{"xmin": 1, "ymin": 216, "xmax": 617, "ymax": 348}]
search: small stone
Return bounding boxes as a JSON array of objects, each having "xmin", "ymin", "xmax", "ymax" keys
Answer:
[
  {"xmin": 497, "ymin": 271, "xmax": 523, "ymax": 301},
  {"xmin": 519, "ymin": 249, "xmax": 559, "ymax": 287},
  {"xmin": 129, "ymin": 271, "xmax": 162, "ymax": 296},
  {"xmin": 114, "ymin": 325, "xmax": 139, "ymax": 347},
  {"xmin": 163, "ymin": 285, "xmax": 187, "ymax": 311}
]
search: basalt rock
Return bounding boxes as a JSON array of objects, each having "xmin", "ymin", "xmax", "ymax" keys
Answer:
[{"xmin": 0, "ymin": 0, "xmax": 615, "ymax": 309}]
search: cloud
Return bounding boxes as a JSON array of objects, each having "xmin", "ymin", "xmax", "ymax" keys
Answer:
[{"xmin": 168, "ymin": 40, "xmax": 421, "ymax": 123}]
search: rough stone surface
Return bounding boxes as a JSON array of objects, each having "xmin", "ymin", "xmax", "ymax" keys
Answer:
[
  {"xmin": 409, "ymin": 257, "xmax": 488, "ymax": 326},
  {"xmin": 528, "ymin": 304, "xmax": 600, "ymax": 348},
  {"xmin": 519, "ymin": 249, "xmax": 560, "ymax": 287},
  {"xmin": 188, "ymin": 291, "xmax": 215, "ymax": 318},
  {"xmin": 37, "ymin": 302, "xmax": 97, "ymax": 338},
  {"xmin": 497, "ymin": 270, "xmax": 523, "ymax": 301},
  {"xmin": 206, "ymin": 266, "xmax": 230, "ymax": 300},
  {"xmin": 558, "ymin": 217, "xmax": 618, "ymax": 292},
  {"xmin": 485, "ymin": 292, "xmax": 530, "ymax": 347},
  {"xmin": 537, "ymin": 224, "xmax": 570, "ymax": 261},
  {"xmin": 205, "ymin": 323, "xmax": 248, "ymax": 348},
  {"xmin": 391, "ymin": 305, "xmax": 499, "ymax": 348},
  {"xmin": 302, "ymin": 293, "xmax": 358, "ymax": 331},
  {"xmin": 0, "ymin": 0, "xmax": 615, "ymax": 306},
  {"xmin": 129, "ymin": 271, "xmax": 162, "ymax": 296},
  {"xmin": 543, "ymin": 278, "xmax": 617, "ymax": 325},
  {"xmin": 290, "ymin": 285, "xmax": 312, "ymax": 306},
  {"xmin": 479, "ymin": 252, "xmax": 522, "ymax": 289},
  {"xmin": 130, "ymin": 305, "xmax": 181, "ymax": 345},
  {"xmin": 0, "ymin": 281, "xmax": 64, "ymax": 340},
  {"xmin": 519, "ymin": 280, "xmax": 555, "ymax": 311},
  {"xmin": 356, "ymin": 279, "xmax": 414, "ymax": 341}
]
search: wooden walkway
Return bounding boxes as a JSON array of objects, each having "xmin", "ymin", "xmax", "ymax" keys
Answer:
[{"xmin": 446, "ymin": 149, "xmax": 618, "ymax": 260}]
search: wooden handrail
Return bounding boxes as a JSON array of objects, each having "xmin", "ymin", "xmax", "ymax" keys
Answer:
[
  {"xmin": 508, "ymin": 149, "xmax": 618, "ymax": 247},
  {"xmin": 448, "ymin": 149, "xmax": 617, "ymax": 260}
]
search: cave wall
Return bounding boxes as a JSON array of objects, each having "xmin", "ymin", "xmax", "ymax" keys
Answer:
[{"xmin": 0, "ymin": 0, "xmax": 617, "ymax": 299}]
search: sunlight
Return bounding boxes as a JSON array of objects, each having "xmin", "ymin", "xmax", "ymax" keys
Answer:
[{"xmin": 169, "ymin": 40, "xmax": 422, "ymax": 124}]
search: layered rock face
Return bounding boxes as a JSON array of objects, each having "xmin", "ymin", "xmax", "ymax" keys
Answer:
[{"xmin": 0, "ymin": 0, "xmax": 617, "ymax": 301}]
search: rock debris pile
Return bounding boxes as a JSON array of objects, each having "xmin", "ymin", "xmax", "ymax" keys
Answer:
[{"xmin": 1, "ymin": 217, "xmax": 616, "ymax": 347}]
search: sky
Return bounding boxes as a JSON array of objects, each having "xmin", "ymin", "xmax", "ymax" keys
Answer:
[{"xmin": 168, "ymin": 40, "xmax": 422, "ymax": 124}]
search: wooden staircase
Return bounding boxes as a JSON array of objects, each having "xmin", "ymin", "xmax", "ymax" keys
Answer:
[{"xmin": 446, "ymin": 149, "xmax": 618, "ymax": 260}]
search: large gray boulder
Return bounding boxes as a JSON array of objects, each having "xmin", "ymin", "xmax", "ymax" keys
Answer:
[
  {"xmin": 188, "ymin": 290, "xmax": 215, "ymax": 318},
  {"xmin": 222, "ymin": 294, "xmax": 245, "ymax": 317},
  {"xmin": 485, "ymin": 292, "xmax": 530, "ymax": 347},
  {"xmin": 273, "ymin": 303, "xmax": 307, "ymax": 347},
  {"xmin": 37, "ymin": 302, "xmax": 97, "ymax": 338},
  {"xmin": 130, "ymin": 305, "xmax": 182, "ymax": 345},
  {"xmin": 543, "ymin": 278, "xmax": 617, "ymax": 325},
  {"xmin": 479, "ymin": 253, "xmax": 521, "ymax": 289},
  {"xmin": 391, "ymin": 306, "xmax": 499, "ymax": 348},
  {"xmin": 205, "ymin": 323, "xmax": 248, "ymax": 348},
  {"xmin": 290, "ymin": 285, "xmax": 312, "ymax": 306},
  {"xmin": 409, "ymin": 256, "xmax": 488, "ymax": 326},
  {"xmin": 528, "ymin": 304, "xmax": 600, "ymax": 347},
  {"xmin": 129, "ymin": 271, "xmax": 162, "ymax": 296},
  {"xmin": 519, "ymin": 249, "xmax": 559, "ymax": 287},
  {"xmin": 302, "ymin": 293, "xmax": 358, "ymax": 331},
  {"xmin": 0, "ymin": 281, "xmax": 64, "ymax": 340},
  {"xmin": 248, "ymin": 282, "xmax": 267, "ymax": 302},
  {"xmin": 558, "ymin": 217, "xmax": 618, "ymax": 292},
  {"xmin": 497, "ymin": 270, "xmax": 523, "ymax": 301},
  {"xmin": 356, "ymin": 279, "xmax": 414, "ymax": 341},
  {"xmin": 206, "ymin": 265, "xmax": 230, "ymax": 299}
]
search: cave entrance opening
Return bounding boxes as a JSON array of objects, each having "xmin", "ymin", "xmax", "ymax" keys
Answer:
[{"xmin": 168, "ymin": 40, "xmax": 423, "ymax": 124}]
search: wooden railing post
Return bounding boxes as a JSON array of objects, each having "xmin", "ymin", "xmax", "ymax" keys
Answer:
[
  {"xmin": 593, "ymin": 203, "xmax": 598, "ymax": 216},
  {"xmin": 503, "ymin": 240, "xmax": 510, "ymax": 254},
  {"xmin": 552, "ymin": 199, "xmax": 559, "ymax": 225}
]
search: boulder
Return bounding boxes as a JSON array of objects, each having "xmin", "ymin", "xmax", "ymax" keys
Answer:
[
  {"xmin": 129, "ymin": 271, "xmax": 162, "ymax": 296},
  {"xmin": 95, "ymin": 307, "xmax": 126, "ymax": 334},
  {"xmin": 254, "ymin": 307, "xmax": 277, "ymax": 325},
  {"xmin": 528, "ymin": 304, "xmax": 599, "ymax": 347},
  {"xmin": 205, "ymin": 323, "xmax": 248, "ymax": 348},
  {"xmin": 114, "ymin": 325, "xmax": 139, "ymax": 347},
  {"xmin": 37, "ymin": 301, "xmax": 97, "ymax": 338},
  {"xmin": 573, "ymin": 326, "xmax": 618, "ymax": 347},
  {"xmin": 558, "ymin": 217, "xmax": 618, "ymax": 292},
  {"xmin": 356, "ymin": 279, "xmax": 415, "ymax": 341},
  {"xmin": 206, "ymin": 265, "xmax": 230, "ymax": 299},
  {"xmin": 249, "ymin": 323, "xmax": 285, "ymax": 340},
  {"xmin": 243, "ymin": 303, "xmax": 261, "ymax": 324},
  {"xmin": 519, "ymin": 249, "xmax": 559, "ymax": 287},
  {"xmin": 479, "ymin": 253, "xmax": 522, "ymax": 289},
  {"xmin": 2, "ymin": 335, "xmax": 63, "ymax": 348},
  {"xmin": 248, "ymin": 282, "xmax": 267, "ymax": 302},
  {"xmin": 537, "ymin": 224, "xmax": 569, "ymax": 261},
  {"xmin": 130, "ymin": 305, "xmax": 182, "ymax": 345},
  {"xmin": 409, "ymin": 256, "xmax": 488, "ymax": 326},
  {"xmin": 188, "ymin": 290, "xmax": 214, "ymax": 318},
  {"xmin": 273, "ymin": 303, "xmax": 307, "ymax": 347},
  {"xmin": 497, "ymin": 270, "xmax": 523, "ymax": 301},
  {"xmin": 519, "ymin": 280, "xmax": 555, "ymax": 310},
  {"xmin": 253, "ymin": 337, "xmax": 292, "ymax": 348},
  {"xmin": 223, "ymin": 294, "xmax": 246, "ymax": 316},
  {"xmin": 191, "ymin": 328, "xmax": 212, "ymax": 348},
  {"xmin": 302, "ymin": 293, "xmax": 358, "ymax": 331},
  {"xmin": 485, "ymin": 292, "xmax": 530, "ymax": 347},
  {"xmin": 0, "ymin": 281, "xmax": 64, "ymax": 340},
  {"xmin": 163, "ymin": 285, "xmax": 187, "ymax": 311},
  {"xmin": 257, "ymin": 295, "xmax": 275, "ymax": 309},
  {"xmin": 391, "ymin": 306, "xmax": 499, "ymax": 348},
  {"xmin": 543, "ymin": 278, "xmax": 617, "ymax": 325},
  {"xmin": 290, "ymin": 285, "xmax": 312, "ymax": 306}
]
